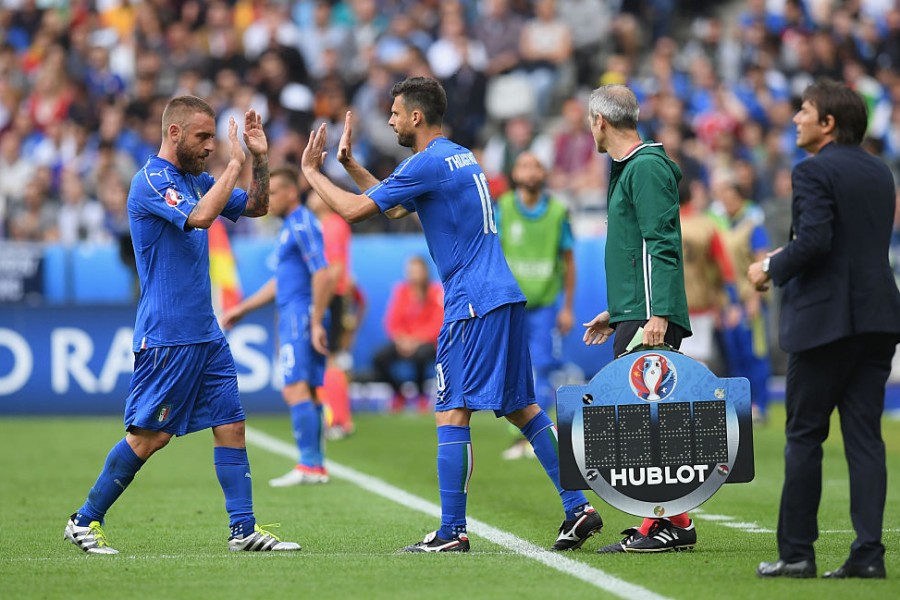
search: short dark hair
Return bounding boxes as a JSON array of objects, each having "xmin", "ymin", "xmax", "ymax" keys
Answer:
[
  {"xmin": 390, "ymin": 77, "xmax": 447, "ymax": 126},
  {"xmin": 161, "ymin": 95, "xmax": 215, "ymax": 132},
  {"xmin": 802, "ymin": 79, "xmax": 868, "ymax": 146}
]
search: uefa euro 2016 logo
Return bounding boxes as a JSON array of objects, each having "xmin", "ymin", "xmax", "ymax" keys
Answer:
[{"xmin": 629, "ymin": 353, "xmax": 676, "ymax": 401}]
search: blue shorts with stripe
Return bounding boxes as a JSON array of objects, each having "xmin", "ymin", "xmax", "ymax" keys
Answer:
[
  {"xmin": 434, "ymin": 302, "xmax": 535, "ymax": 417},
  {"xmin": 124, "ymin": 337, "xmax": 245, "ymax": 436},
  {"xmin": 278, "ymin": 309, "xmax": 327, "ymax": 387}
]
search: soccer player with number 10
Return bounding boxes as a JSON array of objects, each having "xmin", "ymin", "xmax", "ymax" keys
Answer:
[{"xmin": 300, "ymin": 76, "xmax": 603, "ymax": 552}]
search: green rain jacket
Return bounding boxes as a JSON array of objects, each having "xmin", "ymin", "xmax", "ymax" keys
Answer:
[{"xmin": 604, "ymin": 141, "xmax": 691, "ymax": 334}]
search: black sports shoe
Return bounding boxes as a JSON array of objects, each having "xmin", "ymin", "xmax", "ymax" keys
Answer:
[
  {"xmin": 552, "ymin": 505, "xmax": 603, "ymax": 550},
  {"xmin": 596, "ymin": 527, "xmax": 644, "ymax": 554},
  {"xmin": 624, "ymin": 519, "xmax": 696, "ymax": 553},
  {"xmin": 400, "ymin": 531, "xmax": 470, "ymax": 553}
]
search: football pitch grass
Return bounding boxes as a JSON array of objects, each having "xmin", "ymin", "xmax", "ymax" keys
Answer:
[{"xmin": 2, "ymin": 406, "xmax": 899, "ymax": 599}]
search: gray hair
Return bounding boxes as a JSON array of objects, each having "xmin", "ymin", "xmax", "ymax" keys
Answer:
[{"xmin": 588, "ymin": 85, "xmax": 640, "ymax": 129}]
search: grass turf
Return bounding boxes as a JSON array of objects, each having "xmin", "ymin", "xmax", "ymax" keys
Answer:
[{"xmin": 1, "ymin": 406, "xmax": 899, "ymax": 599}]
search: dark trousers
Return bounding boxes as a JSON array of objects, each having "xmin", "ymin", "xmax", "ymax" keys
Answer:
[
  {"xmin": 612, "ymin": 319, "xmax": 687, "ymax": 357},
  {"xmin": 778, "ymin": 333, "xmax": 896, "ymax": 566},
  {"xmin": 372, "ymin": 342, "xmax": 436, "ymax": 396}
]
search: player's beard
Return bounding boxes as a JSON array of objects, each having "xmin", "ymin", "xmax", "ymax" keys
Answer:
[
  {"xmin": 176, "ymin": 138, "xmax": 207, "ymax": 175},
  {"xmin": 520, "ymin": 180, "xmax": 543, "ymax": 195},
  {"xmin": 396, "ymin": 130, "xmax": 415, "ymax": 148}
]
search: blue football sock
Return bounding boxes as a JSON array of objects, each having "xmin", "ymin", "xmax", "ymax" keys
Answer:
[
  {"xmin": 213, "ymin": 447, "xmax": 255, "ymax": 537},
  {"xmin": 520, "ymin": 410, "xmax": 589, "ymax": 520},
  {"xmin": 76, "ymin": 438, "xmax": 145, "ymax": 525},
  {"xmin": 436, "ymin": 425, "xmax": 472, "ymax": 539},
  {"xmin": 290, "ymin": 401, "xmax": 323, "ymax": 468},
  {"xmin": 315, "ymin": 403, "xmax": 326, "ymax": 464}
]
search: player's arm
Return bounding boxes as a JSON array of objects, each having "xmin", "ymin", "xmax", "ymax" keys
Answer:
[
  {"xmin": 220, "ymin": 278, "xmax": 276, "ymax": 329},
  {"xmin": 384, "ymin": 205, "xmax": 411, "ymax": 219},
  {"xmin": 558, "ymin": 248, "xmax": 575, "ymax": 335},
  {"xmin": 242, "ymin": 109, "xmax": 269, "ymax": 218},
  {"xmin": 631, "ymin": 164, "xmax": 681, "ymax": 331},
  {"xmin": 302, "ymin": 122, "xmax": 381, "ymax": 223},
  {"xmin": 557, "ymin": 214, "xmax": 576, "ymax": 335},
  {"xmin": 187, "ymin": 117, "xmax": 245, "ymax": 229},
  {"xmin": 310, "ymin": 267, "xmax": 336, "ymax": 356},
  {"xmin": 336, "ymin": 110, "xmax": 381, "ymax": 191}
]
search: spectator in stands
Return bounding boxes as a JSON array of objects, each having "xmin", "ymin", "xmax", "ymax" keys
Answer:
[
  {"xmin": 298, "ymin": 0, "xmax": 353, "ymax": 82},
  {"xmin": 475, "ymin": 0, "xmax": 525, "ymax": 77},
  {"xmin": 373, "ymin": 254, "xmax": 444, "ymax": 413},
  {"xmin": 84, "ymin": 43, "xmax": 127, "ymax": 104},
  {"xmin": 557, "ymin": 0, "xmax": 612, "ymax": 87},
  {"xmin": 374, "ymin": 13, "xmax": 432, "ymax": 74},
  {"xmin": 0, "ymin": 131, "xmax": 35, "ymax": 223},
  {"xmin": 241, "ymin": 1, "xmax": 301, "ymax": 61},
  {"xmin": 57, "ymin": 167, "xmax": 107, "ymax": 245},
  {"xmin": 482, "ymin": 115, "xmax": 554, "ymax": 189},
  {"xmin": 346, "ymin": 0, "xmax": 388, "ymax": 83},
  {"xmin": 428, "ymin": 12, "xmax": 488, "ymax": 150},
  {"xmin": 24, "ymin": 44, "xmax": 72, "ymax": 133},
  {"xmin": 97, "ymin": 171, "xmax": 136, "ymax": 285},
  {"xmin": 8, "ymin": 175, "xmax": 58, "ymax": 242},
  {"xmin": 518, "ymin": 0, "xmax": 574, "ymax": 116},
  {"xmin": 548, "ymin": 97, "xmax": 607, "ymax": 213}
]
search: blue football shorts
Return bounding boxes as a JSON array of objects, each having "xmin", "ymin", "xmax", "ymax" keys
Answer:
[
  {"xmin": 434, "ymin": 301, "xmax": 535, "ymax": 417},
  {"xmin": 124, "ymin": 336, "xmax": 245, "ymax": 436},
  {"xmin": 278, "ymin": 309, "xmax": 327, "ymax": 387}
]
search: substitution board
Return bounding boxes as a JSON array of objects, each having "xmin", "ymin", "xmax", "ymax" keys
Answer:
[{"xmin": 557, "ymin": 350, "xmax": 755, "ymax": 518}]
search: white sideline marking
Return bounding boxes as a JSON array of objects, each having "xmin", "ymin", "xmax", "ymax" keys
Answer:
[
  {"xmin": 245, "ymin": 427, "xmax": 672, "ymax": 600},
  {"xmin": 691, "ymin": 510, "xmax": 774, "ymax": 534}
]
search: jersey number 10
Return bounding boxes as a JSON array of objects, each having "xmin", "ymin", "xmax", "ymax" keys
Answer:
[{"xmin": 473, "ymin": 173, "xmax": 497, "ymax": 235}]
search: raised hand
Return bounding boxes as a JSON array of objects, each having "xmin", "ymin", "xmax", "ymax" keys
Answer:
[
  {"xmin": 301, "ymin": 123, "xmax": 328, "ymax": 173},
  {"xmin": 228, "ymin": 117, "xmax": 246, "ymax": 166},
  {"xmin": 337, "ymin": 110, "xmax": 354, "ymax": 165},
  {"xmin": 242, "ymin": 109, "xmax": 267, "ymax": 157}
]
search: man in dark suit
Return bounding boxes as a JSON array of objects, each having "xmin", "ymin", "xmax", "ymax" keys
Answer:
[{"xmin": 749, "ymin": 79, "xmax": 900, "ymax": 579}]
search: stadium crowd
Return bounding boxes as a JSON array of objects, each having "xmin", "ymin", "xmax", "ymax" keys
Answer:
[{"xmin": 3, "ymin": 0, "xmax": 900, "ymax": 375}]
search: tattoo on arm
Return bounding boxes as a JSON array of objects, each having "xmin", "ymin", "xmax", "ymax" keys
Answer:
[{"xmin": 244, "ymin": 155, "xmax": 269, "ymax": 217}]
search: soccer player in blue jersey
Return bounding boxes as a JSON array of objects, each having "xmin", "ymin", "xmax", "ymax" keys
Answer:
[
  {"xmin": 221, "ymin": 167, "xmax": 334, "ymax": 487},
  {"xmin": 300, "ymin": 76, "xmax": 603, "ymax": 552},
  {"xmin": 64, "ymin": 96, "xmax": 301, "ymax": 554}
]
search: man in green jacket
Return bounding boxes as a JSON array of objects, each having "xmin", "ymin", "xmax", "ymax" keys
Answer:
[{"xmin": 582, "ymin": 84, "xmax": 696, "ymax": 553}]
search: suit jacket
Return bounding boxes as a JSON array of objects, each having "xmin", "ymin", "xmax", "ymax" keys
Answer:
[{"xmin": 768, "ymin": 142, "xmax": 900, "ymax": 353}]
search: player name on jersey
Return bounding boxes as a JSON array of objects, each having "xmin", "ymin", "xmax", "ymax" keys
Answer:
[
  {"xmin": 557, "ymin": 350, "xmax": 755, "ymax": 518},
  {"xmin": 443, "ymin": 151, "xmax": 478, "ymax": 171}
]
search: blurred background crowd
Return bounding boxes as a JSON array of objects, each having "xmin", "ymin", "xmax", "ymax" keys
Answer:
[{"xmin": 3, "ymin": 0, "xmax": 900, "ymax": 387}]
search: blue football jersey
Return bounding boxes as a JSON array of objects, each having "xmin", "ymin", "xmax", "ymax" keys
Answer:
[
  {"xmin": 366, "ymin": 137, "xmax": 525, "ymax": 322},
  {"xmin": 276, "ymin": 205, "xmax": 328, "ymax": 313},
  {"xmin": 128, "ymin": 155, "xmax": 248, "ymax": 351}
]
